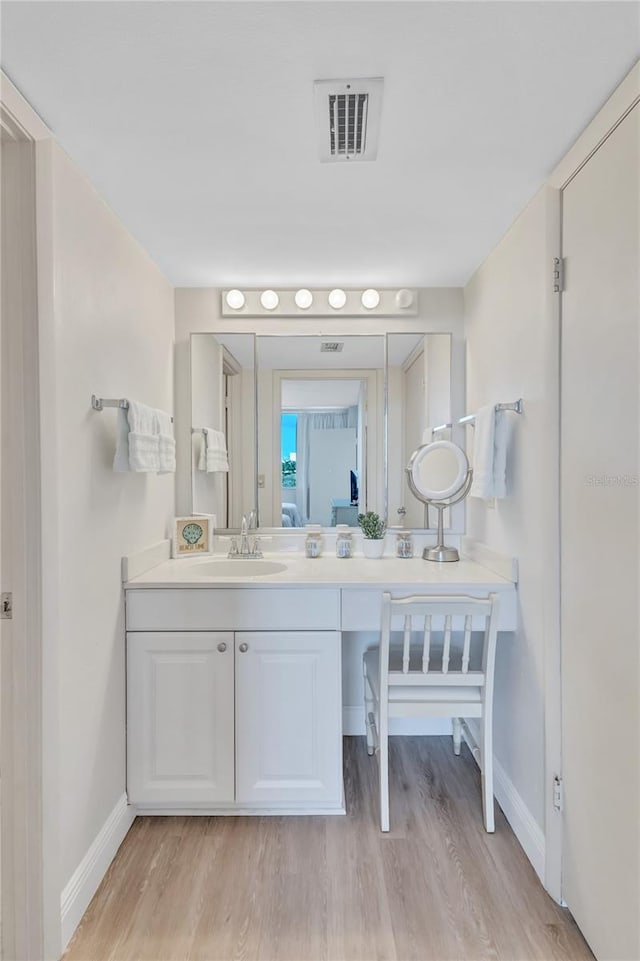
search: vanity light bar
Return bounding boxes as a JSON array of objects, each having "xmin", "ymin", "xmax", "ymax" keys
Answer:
[{"xmin": 221, "ymin": 288, "xmax": 418, "ymax": 317}]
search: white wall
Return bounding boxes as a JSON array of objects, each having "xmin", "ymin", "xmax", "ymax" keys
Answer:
[
  {"xmin": 463, "ymin": 185, "xmax": 560, "ymax": 832},
  {"xmin": 46, "ymin": 144, "xmax": 175, "ymax": 899}
]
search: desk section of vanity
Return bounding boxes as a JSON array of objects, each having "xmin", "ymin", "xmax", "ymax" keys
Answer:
[{"xmin": 124, "ymin": 553, "xmax": 517, "ymax": 816}]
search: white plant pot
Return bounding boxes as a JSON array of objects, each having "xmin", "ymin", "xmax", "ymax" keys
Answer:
[{"xmin": 362, "ymin": 537, "xmax": 385, "ymax": 559}]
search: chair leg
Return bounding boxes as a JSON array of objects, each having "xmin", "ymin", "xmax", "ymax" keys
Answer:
[
  {"xmin": 452, "ymin": 717, "xmax": 462, "ymax": 756},
  {"xmin": 480, "ymin": 709, "xmax": 495, "ymax": 833},
  {"xmin": 379, "ymin": 714, "xmax": 390, "ymax": 832},
  {"xmin": 363, "ymin": 662, "xmax": 376, "ymax": 756}
]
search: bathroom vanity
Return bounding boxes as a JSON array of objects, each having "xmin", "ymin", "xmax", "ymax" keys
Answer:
[{"xmin": 124, "ymin": 547, "xmax": 517, "ymax": 816}]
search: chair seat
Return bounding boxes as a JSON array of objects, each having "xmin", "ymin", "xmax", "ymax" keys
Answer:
[{"xmin": 363, "ymin": 648, "xmax": 483, "ymax": 704}]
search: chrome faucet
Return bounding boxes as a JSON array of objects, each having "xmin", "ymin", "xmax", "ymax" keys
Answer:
[
  {"xmin": 240, "ymin": 513, "xmax": 250, "ymax": 555},
  {"xmin": 228, "ymin": 511, "xmax": 262, "ymax": 558}
]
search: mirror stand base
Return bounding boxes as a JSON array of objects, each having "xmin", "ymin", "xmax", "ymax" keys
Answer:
[{"xmin": 422, "ymin": 545, "xmax": 460, "ymax": 563}]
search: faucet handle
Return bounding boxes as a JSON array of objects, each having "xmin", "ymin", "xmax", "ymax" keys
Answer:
[{"xmin": 250, "ymin": 536, "xmax": 262, "ymax": 557}]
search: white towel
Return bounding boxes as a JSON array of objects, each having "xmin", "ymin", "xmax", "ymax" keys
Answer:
[
  {"xmin": 112, "ymin": 400, "xmax": 174, "ymax": 473},
  {"xmin": 470, "ymin": 406, "xmax": 508, "ymax": 500},
  {"xmin": 156, "ymin": 409, "xmax": 176, "ymax": 474},
  {"xmin": 198, "ymin": 428, "xmax": 229, "ymax": 473},
  {"xmin": 113, "ymin": 407, "xmax": 131, "ymax": 472},
  {"xmin": 126, "ymin": 400, "xmax": 160, "ymax": 472}
]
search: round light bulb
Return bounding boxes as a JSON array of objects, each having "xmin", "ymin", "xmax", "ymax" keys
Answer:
[
  {"xmin": 328, "ymin": 288, "xmax": 347, "ymax": 310},
  {"xmin": 361, "ymin": 288, "xmax": 380, "ymax": 309},
  {"xmin": 294, "ymin": 288, "xmax": 313, "ymax": 310},
  {"xmin": 225, "ymin": 289, "xmax": 245, "ymax": 310},
  {"xmin": 395, "ymin": 288, "xmax": 414, "ymax": 309},
  {"xmin": 260, "ymin": 289, "xmax": 279, "ymax": 311}
]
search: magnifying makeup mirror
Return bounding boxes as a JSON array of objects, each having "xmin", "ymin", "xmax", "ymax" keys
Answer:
[{"xmin": 405, "ymin": 440, "xmax": 472, "ymax": 561}]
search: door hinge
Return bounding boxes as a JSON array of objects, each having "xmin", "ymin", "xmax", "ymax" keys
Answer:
[
  {"xmin": 553, "ymin": 774, "xmax": 563, "ymax": 812},
  {"xmin": 552, "ymin": 257, "xmax": 565, "ymax": 293},
  {"xmin": 1, "ymin": 592, "xmax": 13, "ymax": 619}
]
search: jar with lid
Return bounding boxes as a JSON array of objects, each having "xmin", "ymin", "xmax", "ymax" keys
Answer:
[
  {"xmin": 395, "ymin": 529, "xmax": 414, "ymax": 558},
  {"xmin": 305, "ymin": 525, "xmax": 323, "ymax": 559},
  {"xmin": 335, "ymin": 524, "xmax": 353, "ymax": 559}
]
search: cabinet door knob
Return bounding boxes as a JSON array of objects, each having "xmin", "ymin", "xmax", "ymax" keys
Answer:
[
  {"xmin": 217, "ymin": 642, "xmax": 227, "ymax": 653},
  {"xmin": 238, "ymin": 642, "xmax": 249, "ymax": 653}
]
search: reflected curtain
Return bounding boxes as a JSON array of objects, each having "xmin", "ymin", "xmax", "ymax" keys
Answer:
[{"xmin": 296, "ymin": 407, "xmax": 358, "ymax": 523}]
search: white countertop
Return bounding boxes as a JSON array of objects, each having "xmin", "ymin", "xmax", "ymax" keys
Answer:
[{"xmin": 125, "ymin": 552, "xmax": 516, "ymax": 592}]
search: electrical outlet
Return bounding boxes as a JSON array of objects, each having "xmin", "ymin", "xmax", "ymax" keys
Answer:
[
  {"xmin": 257, "ymin": 474, "xmax": 266, "ymax": 489},
  {"xmin": 487, "ymin": 498, "xmax": 496, "ymax": 510}
]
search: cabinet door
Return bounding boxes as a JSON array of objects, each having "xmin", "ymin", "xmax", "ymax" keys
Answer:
[
  {"xmin": 235, "ymin": 631, "xmax": 342, "ymax": 807},
  {"xmin": 127, "ymin": 632, "xmax": 234, "ymax": 806}
]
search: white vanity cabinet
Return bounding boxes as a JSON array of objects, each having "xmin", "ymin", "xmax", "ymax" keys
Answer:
[{"xmin": 125, "ymin": 588, "xmax": 344, "ymax": 813}]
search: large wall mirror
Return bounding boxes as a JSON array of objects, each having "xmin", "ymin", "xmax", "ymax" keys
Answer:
[
  {"xmin": 189, "ymin": 329, "xmax": 454, "ymax": 532},
  {"xmin": 256, "ymin": 335, "xmax": 385, "ymax": 528},
  {"xmin": 387, "ymin": 332, "xmax": 453, "ymax": 529},
  {"xmin": 190, "ymin": 332, "xmax": 256, "ymax": 529}
]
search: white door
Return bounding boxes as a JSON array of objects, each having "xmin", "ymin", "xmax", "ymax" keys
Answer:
[
  {"xmin": 561, "ymin": 104, "xmax": 639, "ymax": 960},
  {"xmin": 235, "ymin": 632, "xmax": 343, "ymax": 807},
  {"xmin": 309, "ymin": 428, "xmax": 357, "ymax": 526},
  {"xmin": 127, "ymin": 632, "xmax": 235, "ymax": 806}
]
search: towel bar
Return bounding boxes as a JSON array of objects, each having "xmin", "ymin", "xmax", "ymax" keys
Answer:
[{"xmin": 91, "ymin": 395, "xmax": 173, "ymax": 422}]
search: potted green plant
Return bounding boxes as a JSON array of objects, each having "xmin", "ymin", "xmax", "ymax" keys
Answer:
[{"xmin": 358, "ymin": 511, "xmax": 387, "ymax": 559}]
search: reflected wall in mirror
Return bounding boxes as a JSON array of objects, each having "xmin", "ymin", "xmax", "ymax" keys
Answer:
[
  {"xmin": 257, "ymin": 336, "xmax": 385, "ymax": 528},
  {"xmin": 386, "ymin": 333, "xmax": 452, "ymax": 529},
  {"xmin": 190, "ymin": 333, "xmax": 256, "ymax": 529}
]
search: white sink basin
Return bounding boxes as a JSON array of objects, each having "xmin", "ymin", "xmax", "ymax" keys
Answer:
[{"xmin": 194, "ymin": 559, "xmax": 288, "ymax": 577}]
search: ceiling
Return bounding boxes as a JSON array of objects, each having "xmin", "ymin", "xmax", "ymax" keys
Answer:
[
  {"xmin": 281, "ymin": 379, "xmax": 362, "ymax": 409},
  {"xmin": 2, "ymin": 2, "xmax": 638, "ymax": 287}
]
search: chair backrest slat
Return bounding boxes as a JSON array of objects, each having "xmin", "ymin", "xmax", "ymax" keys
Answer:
[
  {"xmin": 422, "ymin": 614, "xmax": 432, "ymax": 673},
  {"xmin": 462, "ymin": 614, "xmax": 472, "ymax": 673},
  {"xmin": 442, "ymin": 615, "xmax": 452, "ymax": 674},
  {"xmin": 379, "ymin": 593, "xmax": 500, "ymax": 683},
  {"xmin": 402, "ymin": 615, "xmax": 411, "ymax": 674}
]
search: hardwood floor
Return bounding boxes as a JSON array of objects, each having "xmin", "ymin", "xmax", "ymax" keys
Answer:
[{"xmin": 64, "ymin": 737, "xmax": 593, "ymax": 961}]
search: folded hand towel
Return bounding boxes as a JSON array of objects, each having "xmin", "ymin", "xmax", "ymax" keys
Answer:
[
  {"xmin": 197, "ymin": 428, "xmax": 229, "ymax": 472},
  {"xmin": 112, "ymin": 400, "xmax": 174, "ymax": 473},
  {"xmin": 113, "ymin": 407, "xmax": 131, "ymax": 472},
  {"xmin": 470, "ymin": 406, "xmax": 509, "ymax": 500},
  {"xmin": 492, "ymin": 410, "xmax": 509, "ymax": 499},
  {"xmin": 126, "ymin": 400, "xmax": 160, "ymax": 472},
  {"xmin": 156, "ymin": 409, "xmax": 176, "ymax": 474},
  {"xmin": 205, "ymin": 429, "xmax": 229, "ymax": 472}
]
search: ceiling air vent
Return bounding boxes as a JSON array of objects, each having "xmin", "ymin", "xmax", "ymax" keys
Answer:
[
  {"xmin": 320, "ymin": 342, "xmax": 344, "ymax": 353},
  {"xmin": 314, "ymin": 78, "xmax": 383, "ymax": 163}
]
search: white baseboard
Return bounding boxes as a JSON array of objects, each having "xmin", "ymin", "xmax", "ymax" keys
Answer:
[
  {"xmin": 463, "ymin": 720, "xmax": 545, "ymax": 882},
  {"xmin": 60, "ymin": 793, "xmax": 136, "ymax": 951},
  {"xmin": 343, "ymin": 706, "xmax": 452, "ymax": 736}
]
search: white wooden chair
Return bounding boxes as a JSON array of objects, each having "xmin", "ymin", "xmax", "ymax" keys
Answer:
[{"xmin": 363, "ymin": 592, "xmax": 500, "ymax": 833}]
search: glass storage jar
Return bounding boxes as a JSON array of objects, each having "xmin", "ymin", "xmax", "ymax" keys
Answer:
[
  {"xmin": 395, "ymin": 529, "xmax": 414, "ymax": 558},
  {"xmin": 305, "ymin": 525, "xmax": 323, "ymax": 558},
  {"xmin": 335, "ymin": 525, "xmax": 353, "ymax": 559}
]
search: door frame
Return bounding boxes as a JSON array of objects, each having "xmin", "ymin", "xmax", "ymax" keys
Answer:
[{"xmin": 0, "ymin": 73, "xmax": 58, "ymax": 961}]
